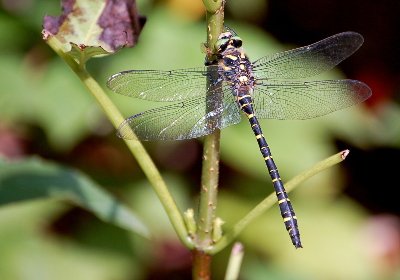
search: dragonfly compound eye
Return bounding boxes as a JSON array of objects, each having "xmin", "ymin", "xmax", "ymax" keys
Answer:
[
  {"xmin": 231, "ymin": 37, "xmax": 242, "ymax": 48},
  {"xmin": 215, "ymin": 38, "xmax": 230, "ymax": 53}
]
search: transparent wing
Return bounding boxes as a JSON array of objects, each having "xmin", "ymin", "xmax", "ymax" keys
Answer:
[
  {"xmin": 117, "ymin": 86, "xmax": 241, "ymax": 141},
  {"xmin": 252, "ymin": 32, "xmax": 364, "ymax": 79},
  {"xmin": 107, "ymin": 67, "xmax": 222, "ymax": 102},
  {"xmin": 253, "ymin": 79, "xmax": 372, "ymax": 120}
]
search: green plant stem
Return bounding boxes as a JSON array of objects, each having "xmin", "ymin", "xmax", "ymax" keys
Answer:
[
  {"xmin": 197, "ymin": 130, "xmax": 221, "ymax": 247},
  {"xmin": 196, "ymin": 0, "xmax": 225, "ymax": 249},
  {"xmin": 209, "ymin": 150, "xmax": 350, "ymax": 254},
  {"xmin": 45, "ymin": 36, "xmax": 191, "ymax": 248},
  {"xmin": 192, "ymin": 1, "xmax": 225, "ymax": 279},
  {"xmin": 224, "ymin": 242, "xmax": 244, "ymax": 280},
  {"xmin": 202, "ymin": 0, "xmax": 224, "ymax": 13}
]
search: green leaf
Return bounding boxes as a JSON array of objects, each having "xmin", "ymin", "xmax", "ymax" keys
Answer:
[
  {"xmin": 0, "ymin": 200, "xmax": 140, "ymax": 280},
  {"xmin": 0, "ymin": 157, "xmax": 151, "ymax": 239}
]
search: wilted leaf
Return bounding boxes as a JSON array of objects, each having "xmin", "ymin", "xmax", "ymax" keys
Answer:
[
  {"xmin": 69, "ymin": 42, "xmax": 110, "ymax": 61},
  {"xmin": 0, "ymin": 157, "xmax": 150, "ymax": 239},
  {"xmin": 43, "ymin": 0, "xmax": 145, "ymax": 63}
]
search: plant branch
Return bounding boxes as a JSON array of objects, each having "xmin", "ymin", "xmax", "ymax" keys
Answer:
[
  {"xmin": 45, "ymin": 36, "xmax": 191, "ymax": 249},
  {"xmin": 202, "ymin": 0, "xmax": 224, "ymax": 13},
  {"xmin": 224, "ymin": 242, "xmax": 244, "ymax": 280},
  {"xmin": 196, "ymin": 0, "xmax": 225, "ymax": 247},
  {"xmin": 192, "ymin": 0, "xmax": 225, "ymax": 279},
  {"xmin": 209, "ymin": 150, "xmax": 351, "ymax": 254}
]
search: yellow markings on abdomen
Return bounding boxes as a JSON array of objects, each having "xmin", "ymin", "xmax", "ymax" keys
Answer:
[
  {"xmin": 237, "ymin": 94, "xmax": 251, "ymax": 100},
  {"xmin": 278, "ymin": 197, "xmax": 290, "ymax": 204},
  {"xmin": 283, "ymin": 217, "xmax": 293, "ymax": 222},
  {"xmin": 240, "ymin": 103, "xmax": 251, "ymax": 109},
  {"xmin": 255, "ymin": 134, "xmax": 264, "ymax": 139}
]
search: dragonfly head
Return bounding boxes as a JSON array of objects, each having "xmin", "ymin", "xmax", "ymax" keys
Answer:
[{"xmin": 215, "ymin": 31, "xmax": 243, "ymax": 53}]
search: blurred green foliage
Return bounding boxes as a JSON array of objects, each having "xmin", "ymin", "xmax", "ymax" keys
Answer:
[
  {"xmin": 1, "ymin": 1, "xmax": 398, "ymax": 279},
  {"xmin": 0, "ymin": 157, "xmax": 150, "ymax": 237}
]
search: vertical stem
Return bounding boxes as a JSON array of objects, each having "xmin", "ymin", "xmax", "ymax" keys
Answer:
[
  {"xmin": 193, "ymin": 1, "xmax": 225, "ymax": 279},
  {"xmin": 205, "ymin": 2, "xmax": 225, "ymax": 58},
  {"xmin": 192, "ymin": 249, "xmax": 212, "ymax": 280},
  {"xmin": 197, "ymin": 130, "xmax": 221, "ymax": 245}
]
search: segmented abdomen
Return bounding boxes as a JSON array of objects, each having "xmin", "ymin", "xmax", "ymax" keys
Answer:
[{"xmin": 237, "ymin": 92, "xmax": 302, "ymax": 248}]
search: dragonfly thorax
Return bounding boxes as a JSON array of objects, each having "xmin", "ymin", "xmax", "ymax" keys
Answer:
[
  {"xmin": 218, "ymin": 47, "xmax": 255, "ymax": 97},
  {"xmin": 215, "ymin": 31, "xmax": 255, "ymax": 93}
]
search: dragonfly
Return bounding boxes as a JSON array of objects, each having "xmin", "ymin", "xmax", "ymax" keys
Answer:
[{"xmin": 107, "ymin": 28, "xmax": 372, "ymax": 249}]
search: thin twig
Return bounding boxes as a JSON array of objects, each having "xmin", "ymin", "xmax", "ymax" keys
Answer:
[
  {"xmin": 45, "ymin": 36, "xmax": 191, "ymax": 249},
  {"xmin": 224, "ymin": 242, "xmax": 244, "ymax": 280},
  {"xmin": 210, "ymin": 150, "xmax": 351, "ymax": 254}
]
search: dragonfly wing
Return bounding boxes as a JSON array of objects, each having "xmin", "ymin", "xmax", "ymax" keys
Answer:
[
  {"xmin": 252, "ymin": 32, "xmax": 364, "ymax": 79},
  {"xmin": 253, "ymin": 80, "xmax": 372, "ymax": 120},
  {"xmin": 117, "ymin": 86, "xmax": 241, "ymax": 140},
  {"xmin": 107, "ymin": 67, "xmax": 222, "ymax": 102}
]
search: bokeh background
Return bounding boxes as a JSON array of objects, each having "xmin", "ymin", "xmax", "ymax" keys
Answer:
[{"xmin": 1, "ymin": 0, "xmax": 400, "ymax": 279}]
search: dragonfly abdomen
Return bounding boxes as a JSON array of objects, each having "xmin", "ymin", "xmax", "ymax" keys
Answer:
[{"xmin": 237, "ymin": 94, "xmax": 303, "ymax": 248}]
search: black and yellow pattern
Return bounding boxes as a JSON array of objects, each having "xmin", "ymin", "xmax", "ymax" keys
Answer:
[
  {"xmin": 241, "ymin": 95, "xmax": 301, "ymax": 248},
  {"xmin": 107, "ymin": 28, "xmax": 372, "ymax": 248},
  {"xmin": 216, "ymin": 35, "xmax": 302, "ymax": 247}
]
